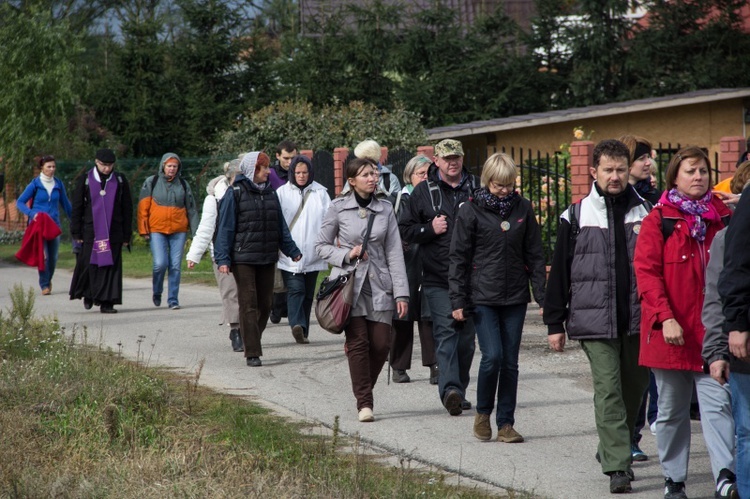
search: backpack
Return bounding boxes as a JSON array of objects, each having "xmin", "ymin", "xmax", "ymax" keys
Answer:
[
  {"xmin": 150, "ymin": 174, "xmax": 188, "ymax": 194},
  {"xmin": 568, "ymin": 199, "xmax": 653, "ymax": 242},
  {"xmin": 426, "ymin": 174, "xmax": 479, "ymax": 215}
]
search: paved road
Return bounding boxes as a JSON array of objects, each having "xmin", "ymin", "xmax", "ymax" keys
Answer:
[{"xmin": 0, "ymin": 263, "xmax": 718, "ymax": 498}]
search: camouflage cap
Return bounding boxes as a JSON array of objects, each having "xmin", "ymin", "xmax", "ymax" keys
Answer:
[{"xmin": 434, "ymin": 139, "xmax": 464, "ymax": 157}]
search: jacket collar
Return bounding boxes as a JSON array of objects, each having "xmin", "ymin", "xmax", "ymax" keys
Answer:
[{"xmin": 340, "ymin": 192, "xmax": 385, "ymax": 214}]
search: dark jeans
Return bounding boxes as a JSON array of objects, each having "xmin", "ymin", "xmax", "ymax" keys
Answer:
[
  {"xmin": 474, "ymin": 303, "xmax": 527, "ymax": 427},
  {"xmin": 281, "ymin": 270, "xmax": 318, "ymax": 338},
  {"xmin": 344, "ymin": 316, "xmax": 391, "ymax": 410},
  {"xmin": 423, "ymin": 286, "xmax": 475, "ymax": 400},
  {"xmin": 390, "ymin": 319, "xmax": 436, "ymax": 370},
  {"xmin": 232, "ymin": 263, "xmax": 275, "ymax": 358},
  {"xmin": 633, "ymin": 370, "xmax": 658, "ymax": 443},
  {"xmin": 38, "ymin": 235, "xmax": 60, "ymax": 290}
]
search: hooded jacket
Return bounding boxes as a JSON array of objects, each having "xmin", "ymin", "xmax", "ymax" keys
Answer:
[
  {"xmin": 185, "ymin": 175, "xmax": 232, "ymax": 264},
  {"xmin": 449, "ymin": 190, "xmax": 546, "ymax": 310},
  {"xmin": 276, "ymin": 156, "xmax": 331, "ymax": 274},
  {"xmin": 213, "ymin": 152, "xmax": 301, "ymax": 267},
  {"xmin": 635, "ymin": 194, "xmax": 731, "ymax": 371},
  {"xmin": 137, "ymin": 153, "xmax": 199, "ymax": 236}
]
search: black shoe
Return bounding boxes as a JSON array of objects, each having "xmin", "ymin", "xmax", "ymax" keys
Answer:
[
  {"xmin": 83, "ymin": 297, "xmax": 93, "ymax": 310},
  {"xmin": 246, "ymin": 356, "xmax": 262, "ymax": 367},
  {"xmin": 152, "ymin": 294, "xmax": 161, "ymax": 307},
  {"xmin": 609, "ymin": 471, "xmax": 632, "ymax": 494},
  {"xmin": 631, "ymin": 442, "xmax": 648, "ymax": 461},
  {"xmin": 716, "ymin": 468, "xmax": 738, "ymax": 499},
  {"xmin": 291, "ymin": 325, "xmax": 305, "ymax": 344},
  {"xmin": 443, "ymin": 389, "xmax": 462, "ymax": 416},
  {"xmin": 429, "ymin": 364, "xmax": 439, "ymax": 385},
  {"xmin": 269, "ymin": 312, "xmax": 281, "ymax": 324},
  {"xmin": 229, "ymin": 328, "xmax": 243, "ymax": 352},
  {"xmin": 461, "ymin": 399, "xmax": 472, "ymax": 411},
  {"xmin": 665, "ymin": 478, "xmax": 687, "ymax": 499},
  {"xmin": 392, "ymin": 369, "xmax": 410, "ymax": 383},
  {"xmin": 100, "ymin": 304, "xmax": 117, "ymax": 314}
]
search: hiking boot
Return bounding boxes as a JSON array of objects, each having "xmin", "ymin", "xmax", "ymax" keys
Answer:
[
  {"xmin": 246, "ymin": 357, "xmax": 262, "ymax": 367},
  {"xmin": 609, "ymin": 471, "xmax": 632, "ymax": 494},
  {"xmin": 152, "ymin": 294, "xmax": 161, "ymax": 307},
  {"xmin": 715, "ymin": 468, "xmax": 738, "ymax": 499},
  {"xmin": 229, "ymin": 328, "xmax": 243, "ymax": 352},
  {"xmin": 358, "ymin": 407, "xmax": 374, "ymax": 422},
  {"xmin": 443, "ymin": 389, "xmax": 462, "ymax": 416},
  {"xmin": 473, "ymin": 413, "xmax": 492, "ymax": 441},
  {"xmin": 665, "ymin": 478, "xmax": 687, "ymax": 499},
  {"xmin": 429, "ymin": 363, "xmax": 439, "ymax": 385},
  {"xmin": 291, "ymin": 325, "xmax": 305, "ymax": 344},
  {"xmin": 496, "ymin": 424, "xmax": 524, "ymax": 443},
  {"xmin": 392, "ymin": 369, "xmax": 410, "ymax": 383},
  {"xmin": 631, "ymin": 442, "xmax": 648, "ymax": 461}
]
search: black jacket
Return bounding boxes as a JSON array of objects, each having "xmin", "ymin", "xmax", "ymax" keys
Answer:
[
  {"xmin": 70, "ymin": 170, "xmax": 133, "ymax": 245},
  {"xmin": 718, "ymin": 188, "xmax": 750, "ymax": 374},
  {"xmin": 213, "ymin": 176, "xmax": 300, "ymax": 267},
  {"xmin": 398, "ymin": 164, "xmax": 479, "ymax": 288},
  {"xmin": 448, "ymin": 192, "xmax": 546, "ymax": 310}
]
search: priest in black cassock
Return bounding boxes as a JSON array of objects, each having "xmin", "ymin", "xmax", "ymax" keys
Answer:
[{"xmin": 69, "ymin": 148, "xmax": 133, "ymax": 313}]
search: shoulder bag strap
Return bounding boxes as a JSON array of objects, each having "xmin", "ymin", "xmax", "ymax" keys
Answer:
[{"xmin": 289, "ymin": 189, "xmax": 312, "ymax": 231}]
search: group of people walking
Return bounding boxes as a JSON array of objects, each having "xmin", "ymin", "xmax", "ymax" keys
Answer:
[{"xmin": 15, "ymin": 136, "xmax": 750, "ymax": 498}]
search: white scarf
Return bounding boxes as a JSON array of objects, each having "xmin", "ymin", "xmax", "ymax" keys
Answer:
[{"xmin": 39, "ymin": 173, "xmax": 55, "ymax": 197}]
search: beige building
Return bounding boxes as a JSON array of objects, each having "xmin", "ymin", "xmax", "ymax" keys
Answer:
[{"xmin": 426, "ymin": 88, "xmax": 750, "ymax": 161}]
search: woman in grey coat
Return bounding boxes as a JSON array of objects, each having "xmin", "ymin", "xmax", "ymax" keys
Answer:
[{"xmin": 316, "ymin": 157, "xmax": 409, "ymax": 423}]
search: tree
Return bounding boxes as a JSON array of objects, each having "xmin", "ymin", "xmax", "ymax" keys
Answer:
[
  {"xmin": 0, "ymin": 3, "xmax": 82, "ymax": 182},
  {"xmin": 623, "ymin": 0, "xmax": 750, "ymax": 99}
]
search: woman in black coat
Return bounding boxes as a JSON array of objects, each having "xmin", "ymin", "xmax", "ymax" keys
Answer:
[{"xmin": 449, "ymin": 152, "xmax": 546, "ymax": 443}]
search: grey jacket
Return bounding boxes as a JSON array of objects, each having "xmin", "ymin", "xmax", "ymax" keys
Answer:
[
  {"xmin": 315, "ymin": 193, "xmax": 409, "ymax": 312},
  {"xmin": 702, "ymin": 229, "xmax": 750, "ymax": 375}
]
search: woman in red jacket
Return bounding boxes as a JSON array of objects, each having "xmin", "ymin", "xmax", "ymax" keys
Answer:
[{"xmin": 634, "ymin": 146, "xmax": 737, "ymax": 499}]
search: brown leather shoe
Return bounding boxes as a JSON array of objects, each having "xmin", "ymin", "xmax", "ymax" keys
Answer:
[
  {"xmin": 496, "ymin": 424, "xmax": 524, "ymax": 443},
  {"xmin": 473, "ymin": 413, "xmax": 492, "ymax": 441},
  {"xmin": 41, "ymin": 287, "xmax": 51, "ymax": 295}
]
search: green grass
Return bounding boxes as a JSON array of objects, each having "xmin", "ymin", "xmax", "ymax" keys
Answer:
[{"xmin": 0, "ymin": 284, "xmax": 509, "ymax": 498}]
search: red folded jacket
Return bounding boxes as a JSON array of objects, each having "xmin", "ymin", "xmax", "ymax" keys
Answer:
[{"xmin": 15, "ymin": 212, "xmax": 62, "ymax": 271}]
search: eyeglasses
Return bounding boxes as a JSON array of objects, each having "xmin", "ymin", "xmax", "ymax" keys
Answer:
[{"xmin": 412, "ymin": 171, "xmax": 428, "ymax": 178}]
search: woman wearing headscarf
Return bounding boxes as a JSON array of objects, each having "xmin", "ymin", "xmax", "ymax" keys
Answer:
[
  {"xmin": 276, "ymin": 155, "xmax": 331, "ymax": 344},
  {"xmin": 16, "ymin": 154, "xmax": 72, "ymax": 295},
  {"xmin": 138, "ymin": 153, "xmax": 199, "ymax": 310},
  {"xmin": 634, "ymin": 146, "xmax": 737, "ymax": 499},
  {"xmin": 315, "ymin": 157, "xmax": 409, "ymax": 423},
  {"xmin": 214, "ymin": 152, "xmax": 302, "ymax": 367},
  {"xmin": 186, "ymin": 157, "xmax": 243, "ymax": 351},
  {"xmin": 69, "ymin": 148, "xmax": 133, "ymax": 313},
  {"xmin": 389, "ymin": 154, "xmax": 438, "ymax": 384}
]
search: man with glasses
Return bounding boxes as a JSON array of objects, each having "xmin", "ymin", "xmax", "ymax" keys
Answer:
[
  {"xmin": 69, "ymin": 148, "xmax": 133, "ymax": 313},
  {"xmin": 399, "ymin": 139, "xmax": 479, "ymax": 416}
]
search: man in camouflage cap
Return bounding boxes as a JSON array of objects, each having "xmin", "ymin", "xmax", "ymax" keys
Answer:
[{"xmin": 399, "ymin": 138, "xmax": 480, "ymax": 416}]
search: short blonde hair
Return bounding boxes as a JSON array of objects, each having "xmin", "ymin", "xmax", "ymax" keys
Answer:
[
  {"xmin": 402, "ymin": 155, "xmax": 432, "ymax": 185},
  {"xmin": 480, "ymin": 153, "xmax": 517, "ymax": 188},
  {"xmin": 354, "ymin": 139, "xmax": 382, "ymax": 163}
]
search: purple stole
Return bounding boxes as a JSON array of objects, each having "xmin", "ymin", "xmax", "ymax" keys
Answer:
[{"xmin": 88, "ymin": 169, "xmax": 117, "ymax": 267}]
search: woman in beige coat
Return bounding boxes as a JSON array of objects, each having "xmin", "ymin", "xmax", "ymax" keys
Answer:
[{"xmin": 316, "ymin": 157, "xmax": 409, "ymax": 423}]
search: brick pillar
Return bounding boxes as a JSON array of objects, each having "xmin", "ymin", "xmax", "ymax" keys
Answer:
[
  {"xmin": 417, "ymin": 145, "xmax": 435, "ymax": 158},
  {"xmin": 380, "ymin": 147, "xmax": 389, "ymax": 165},
  {"xmin": 333, "ymin": 148, "xmax": 349, "ymax": 196},
  {"xmin": 570, "ymin": 141, "xmax": 595, "ymax": 203},
  {"xmin": 300, "ymin": 149, "xmax": 313, "ymax": 160},
  {"xmin": 719, "ymin": 136, "xmax": 747, "ymax": 181}
]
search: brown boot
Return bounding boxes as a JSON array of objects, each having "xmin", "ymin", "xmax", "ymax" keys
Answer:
[
  {"xmin": 496, "ymin": 424, "xmax": 524, "ymax": 443},
  {"xmin": 473, "ymin": 413, "xmax": 492, "ymax": 441}
]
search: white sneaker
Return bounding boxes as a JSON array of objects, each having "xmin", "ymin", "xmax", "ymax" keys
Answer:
[
  {"xmin": 358, "ymin": 407, "xmax": 374, "ymax": 422},
  {"xmin": 650, "ymin": 421, "xmax": 657, "ymax": 435}
]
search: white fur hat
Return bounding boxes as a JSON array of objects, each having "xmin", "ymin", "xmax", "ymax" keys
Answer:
[{"xmin": 354, "ymin": 139, "xmax": 381, "ymax": 163}]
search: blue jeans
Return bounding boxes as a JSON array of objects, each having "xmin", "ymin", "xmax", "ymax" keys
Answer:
[
  {"xmin": 281, "ymin": 270, "xmax": 318, "ymax": 338},
  {"xmin": 39, "ymin": 236, "xmax": 60, "ymax": 290},
  {"xmin": 474, "ymin": 303, "xmax": 527, "ymax": 427},
  {"xmin": 423, "ymin": 286, "xmax": 475, "ymax": 400},
  {"xmin": 731, "ymin": 372, "xmax": 750, "ymax": 497},
  {"xmin": 149, "ymin": 232, "xmax": 187, "ymax": 307}
]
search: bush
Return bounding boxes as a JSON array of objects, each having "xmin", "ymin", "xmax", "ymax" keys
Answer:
[
  {"xmin": 213, "ymin": 99, "xmax": 427, "ymax": 155},
  {"xmin": 0, "ymin": 228, "xmax": 24, "ymax": 245}
]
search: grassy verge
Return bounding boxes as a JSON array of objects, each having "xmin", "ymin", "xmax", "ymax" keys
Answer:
[{"xmin": 0, "ymin": 284, "xmax": 501, "ymax": 497}]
